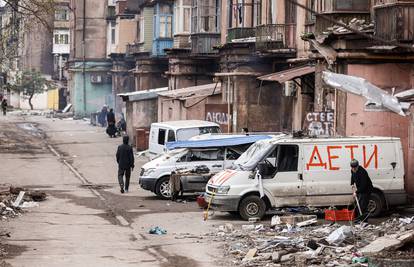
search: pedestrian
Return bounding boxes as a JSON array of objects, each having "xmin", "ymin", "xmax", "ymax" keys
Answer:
[
  {"xmin": 116, "ymin": 135, "xmax": 134, "ymax": 193},
  {"xmin": 350, "ymin": 159, "xmax": 373, "ymax": 223},
  {"xmin": 98, "ymin": 105, "xmax": 108, "ymax": 127},
  {"xmin": 1, "ymin": 98, "xmax": 7, "ymax": 116},
  {"xmin": 106, "ymin": 108, "xmax": 116, "ymax": 138}
]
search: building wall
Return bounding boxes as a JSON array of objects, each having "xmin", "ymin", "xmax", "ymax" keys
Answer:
[
  {"xmin": 125, "ymin": 98, "xmax": 158, "ymax": 143},
  {"xmin": 115, "ymin": 17, "xmax": 136, "ymax": 54},
  {"xmin": 158, "ymin": 94, "xmax": 222, "ymax": 122},
  {"xmin": 19, "ymin": 91, "xmax": 48, "ymax": 110},
  {"xmin": 70, "ymin": 0, "xmax": 108, "ymax": 60},
  {"xmin": 70, "ymin": 61, "xmax": 113, "ymax": 116},
  {"xmin": 142, "ymin": 7, "xmax": 154, "ymax": 52},
  {"xmin": 346, "ymin": 63, "xmax": 414, "ymax": 195}
]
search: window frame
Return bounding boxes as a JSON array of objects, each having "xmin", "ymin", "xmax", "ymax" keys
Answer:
[
  {"xmin": 154, "ymin": 3, "xmax": 174, "ymax": 40},
  {"xmin": 174, "ymin": 0, "xmax": 192, "ymax": 34},
  {"xmin": 158, "ymin": 128, "xmax": 166, "ymax": 145},
  {"xmin": 54, "ymin": 8, "xmax": 69, "ymax": 21}
]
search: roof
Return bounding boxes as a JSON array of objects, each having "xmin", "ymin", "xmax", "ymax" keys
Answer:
[
  {"xmin": 270, "ymin": 135, "xmax": 401, "ymax": 144},
  {"xmin": 152, "ymin": 120, "xmax": 219, "ymax": 129},
  {"xmin": 258, "ymin": 65, "xmax": 315, "ymax": 83},
  {"xmin": 157, "ymin": 83, "xmax": 221, "ymax": 100},
  {"xmin": 118, "ymin": 87, "xmax": 168, "ymax": 102},
  {"xmin": 166, "ymin": 135, "xmax": 272, "ymax": 150}
]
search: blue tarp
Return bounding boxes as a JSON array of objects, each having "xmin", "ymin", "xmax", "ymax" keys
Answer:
[{"xmin": 166, "ymin": 135, "xmax": 272, "ymax": 150}]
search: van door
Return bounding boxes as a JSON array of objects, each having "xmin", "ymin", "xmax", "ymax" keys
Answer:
[
  {"xmin": 177, "ymin": 148, "xmax": 224, "ymax": 192},
  {"xmin": 263, "ymin": 144, "xmax": 306, "ymax": 206},
  {"xmin": 149, "ymin": 127, "xmax": 168, "ymax": 157}
]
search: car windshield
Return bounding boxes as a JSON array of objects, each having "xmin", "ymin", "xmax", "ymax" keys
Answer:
[{"xmin": 232, "ymin": 139, "xmax": 276, "ymax": 171}]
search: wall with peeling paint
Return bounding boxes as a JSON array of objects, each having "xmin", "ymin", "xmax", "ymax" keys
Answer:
[{"xmin": 346, "ymin": 63, "xmax": 414, "ymax": 195}]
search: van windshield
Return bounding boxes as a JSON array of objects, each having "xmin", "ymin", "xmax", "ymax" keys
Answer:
[
  {"xmin": 153, "ymin": 148, "xmax": 187, "ymax": 160},
  {"xmin": 176, "ymin": 126, "xmax": 221, "ymax": 140},
  {"xmin": 233, "ymin": 139, "xmax": 276, "ymax": 171}
]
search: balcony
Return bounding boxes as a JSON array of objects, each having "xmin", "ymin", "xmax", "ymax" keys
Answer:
[
  {"xmin": 152, "ymin": 39, "xmax": 173, "ymax": 56},
  {"xmin": 374, "ymin": 2, "xmax": 414, "ymax": 42},
  {"xmin": 226, "ymin": 27, "xmax": 256, "ymax": 43},
  {"xmin": 173, "ymin": 34, "xmax": 191, "ymax": 49},
  {"xmin": 255, "ymin": 24, "xmax": 297, "ymax": 51},
  {"xmin": 190, "ymin": 33, "xmax": 221, "ymax": 55},
  {"xmin": 126, "ymin": 43, "xmax": 144, "ymax": 56}
]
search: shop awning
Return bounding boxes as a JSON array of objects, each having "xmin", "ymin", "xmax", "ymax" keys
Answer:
[
  {"xmin": 157, "ymin": 83, "xmax": 221, "ymax": 100},
  {"xmin": 118, "ymin": 87, "xmax": 168, "ymax": 102},
  {"xmin": 258, "ymin": 65, "xmax": 315, "ymax": 83}
]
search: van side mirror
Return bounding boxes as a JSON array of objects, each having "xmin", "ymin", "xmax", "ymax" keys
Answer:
[{"xmin": 391, "ymin": 162, "xmax": 397, "ymax": 169}]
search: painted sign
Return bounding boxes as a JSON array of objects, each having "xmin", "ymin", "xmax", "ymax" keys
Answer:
[
  {"xmin": 205, "ymin": 104, "xmax": 232, "ymax": 132},
  {"xmin": 306, "ymin": 144, "xmax": 378, "ymax": 171},
  {"xmin": 304, "ymin": 111, "xmax": 334, "ymax": 136}
]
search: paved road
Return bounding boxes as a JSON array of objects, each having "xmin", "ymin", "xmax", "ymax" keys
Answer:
[{"xmin": 0, "ymin": 114, "xmax": 235, "ymax": 267}]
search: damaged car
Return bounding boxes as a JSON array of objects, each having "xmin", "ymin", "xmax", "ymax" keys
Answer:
[{"xmin": 139, "ymin": 135, "xmax": 272, "ymax": 199}]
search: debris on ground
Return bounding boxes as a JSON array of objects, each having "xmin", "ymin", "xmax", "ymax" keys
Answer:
[
  {"xmin": 148, "ymin": 226, "xmax": 167, "ymax": 235},
  {"xmin": 208, "ymin": 214, "xmax": 414, "ymax": 266},
  {"xmin": 0, "ymin": 185, "xmax": 46, "ymax": 220}
]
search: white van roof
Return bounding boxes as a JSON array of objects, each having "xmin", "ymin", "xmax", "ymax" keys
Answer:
[
  {"xmin": 272, "ymin": 135, "xmax": 401, "ymax": 144},
  {"xmin": 151, "ymin": 120, "xmax": 220, "ymax": 130}
]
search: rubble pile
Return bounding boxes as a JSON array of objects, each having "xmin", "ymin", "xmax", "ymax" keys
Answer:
[
  {"xmin": 209, "ymin": 215, "xmax": 414, "ymax": 266},
  {"xmin": 324, "ymin": 18, "xmax": 374, "ymax": 35},
  {"xmin": 0, "ymin": 185, "xmax": 46, "ymax": 220}
]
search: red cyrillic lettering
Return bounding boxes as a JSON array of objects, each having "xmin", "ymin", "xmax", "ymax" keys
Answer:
[
  {"xmin": 345, "ymin": 145, "xmax": 358, "ymax": 160},
  {"xmin": 327, "ymin": 146, "xmax": 341, "ymax": 170},
  {"xmin": 306, "ymin": 146, "xmax": 327, "ymax": 170},
  {"xmin": 363, "ymin": 145, "xmax": 378, "ymax": 169}
]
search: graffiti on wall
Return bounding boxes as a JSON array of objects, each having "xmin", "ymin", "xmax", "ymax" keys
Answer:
[
  {"xmin": 205, "ymin": 104, "xmax": 232, "ymax": 132},
  {"xmin": 304, "ymin": 110, "xmax": 334, "ymax": 136}
]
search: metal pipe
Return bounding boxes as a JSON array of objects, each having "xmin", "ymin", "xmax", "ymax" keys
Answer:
[{"xmin": 82, "ymin": 0, "xmax": 86, "ymax": 115}]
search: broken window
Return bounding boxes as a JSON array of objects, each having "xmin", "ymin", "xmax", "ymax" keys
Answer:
[
  {"xmin": 167, "ymin": 130, "xmax": 176, "ymax": 142},
  {"xmin": 191, "ymin": 0, "xmax": 220, "ymax": 33},
  {"xmin": 276, "ymin": 145, "xmax": 299, "ymax": 172},
  {"xmin": 158, "ymin": 128, "xmax": 166, "ymax": 145},
  {"xmin": 228, "ymin": 0, "xmax": 262, "ymax": 28},
  {"xmin": 182, "ymin": 149, "xmax": 224, "ymax": 162}
]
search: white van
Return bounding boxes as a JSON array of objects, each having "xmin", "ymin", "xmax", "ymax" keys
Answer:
[
  {"xmin": 148, "ymin": 120, "xmax": 221, "ymax": 159},
  {"xmin": 139, "ymin": 135, "xmax": 272, "ymax": 199},
  {"xmin": 205, "ymin": 135, "xmax": 407, "ymax": 220}
]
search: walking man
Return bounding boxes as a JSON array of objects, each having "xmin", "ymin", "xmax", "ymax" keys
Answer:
[
  {"xmin": 1, "ymin": 98, "xmax": 7, "ymax": 116},
  {"xmin": 116, "ymin": 135, "xmax": 134, "ymax": 193},
  {"xmin": 350, "ymin": 159, "xmax": 373, "ymax": 223}
]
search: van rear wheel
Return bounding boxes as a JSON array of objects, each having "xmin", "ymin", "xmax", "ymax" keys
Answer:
[
  {"xmin": 368, "ymin": 192, "xmax": 384, "ymax": 217},
  {"xmin": 239, "ymin": 195, "xmax": 266, "ymax": 221},
  {"xmin": 155, "ymin": 176, "xmax": 171, "ymax": 200}
]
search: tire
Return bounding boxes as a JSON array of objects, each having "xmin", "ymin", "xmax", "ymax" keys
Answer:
[
  {"xmin": 155, "ymin": 176, "xmax": 171, "ymax": 200},
  {"xmin": 367, "ymin": 192, "xmax": 384, "ymax": 218},
  {"xmin": 238, "ymin": 195, "xmax": 266, "ymax": 221}
]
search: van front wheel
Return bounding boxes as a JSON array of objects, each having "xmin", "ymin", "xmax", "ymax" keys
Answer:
[
  {"xmin": 155, "ymin": 176, "xmax": 171, "ymax": 200},
  {"xmin": 368, "ymin": 192, "xmax": 384, "ymax": 217},
  {"xmin": 239, "ymin": 195, "xmax": 266, "ymax": 220}
]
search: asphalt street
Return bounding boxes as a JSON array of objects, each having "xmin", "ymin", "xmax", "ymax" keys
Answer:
[{"xmin": 0, "ymin": 114, "xmax": 235, "ymax": 267}]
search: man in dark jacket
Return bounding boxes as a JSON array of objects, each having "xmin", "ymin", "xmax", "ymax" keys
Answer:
[
  {"xmin": 350, "ymin": 159, "xmax": 373, "ymax": 222},
  {"xmin": 116, "ymin": 136, "xmax": 134, "ymax": 193},
  {"xmin": 106, "ymin": 108, "xmax": 116, "ymax": 137}
]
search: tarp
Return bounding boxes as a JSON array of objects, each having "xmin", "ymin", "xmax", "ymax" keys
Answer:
[
  {"xmin": 166, "ymin": 135, "xmax": 272, "ymax": 150},
  {"xmin": 322, "ymin": 71, "xmax": 406, "ymax": 116}
]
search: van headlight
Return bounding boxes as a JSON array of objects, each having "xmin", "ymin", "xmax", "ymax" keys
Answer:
[
  {"xmin": 216, "ymin": 185, "xmax": 230, "ymax": 194},
  {"xmin": 143, "ymin": 168, "xmax": 156, "ymax": 176}
]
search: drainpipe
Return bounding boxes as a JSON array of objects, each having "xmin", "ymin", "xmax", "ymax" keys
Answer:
[{"xmin": 82, "ymin": 0, "xmax": 86, "ymax": 115}]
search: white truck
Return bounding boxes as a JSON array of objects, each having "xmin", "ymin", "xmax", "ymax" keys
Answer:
[
  {"xmin": 205, "ymin": 135, "xmax": 407, "ymax": 220},
  {"xmin": 148, "ymin": 120, "xmax": 221, "ymax": 159}
]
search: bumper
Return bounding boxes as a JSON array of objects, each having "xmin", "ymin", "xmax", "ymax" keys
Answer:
[
  {"xmin": 384, "ymin": 190, "xmax": 407, "ymax": 206},
  {"xmin": 139, "ymin": 177, "xmax": 157, "ymax": 192},
  {"xmin": 204, "ymin": 194, "xmax": 240, "ymax": 211}
]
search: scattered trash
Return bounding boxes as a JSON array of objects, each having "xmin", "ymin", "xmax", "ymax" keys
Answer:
[
  {"xmin": 148, "ymin": 226, "xmax": 167, "ymax": 235},
  {"xmin": 0, "ymin": 185, "xmax": 46, "ymax": 220},
  {"xmin": 271, "ymin": 215, "xmax": 282, "ymax": 227},
  {"xmin": 352, "ymin": 256, "xmax": 368, "ymax": 264},
  {"xmin": 325, "ymin": 226, "xmax": 353, "ymax": 245}
]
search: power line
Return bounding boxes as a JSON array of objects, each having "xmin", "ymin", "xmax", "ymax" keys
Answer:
[{"xmin": 287, "ymin": 0, "xmax": 414, "ymax": 51}]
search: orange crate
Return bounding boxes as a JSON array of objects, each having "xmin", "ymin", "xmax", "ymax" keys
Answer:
[{"xmin": 325, "ymin": 209, "xmax": 355, "ymax": 221}]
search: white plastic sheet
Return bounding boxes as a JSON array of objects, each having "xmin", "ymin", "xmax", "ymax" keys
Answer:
[{"xmin": 322, "ymin": 71, "xmax": 406, "ymax": 116}]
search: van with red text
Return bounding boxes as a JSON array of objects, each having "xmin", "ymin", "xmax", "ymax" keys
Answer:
[{"xmin": 205, "ymin": 134, "xmax": 406, "ymax": 220}]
